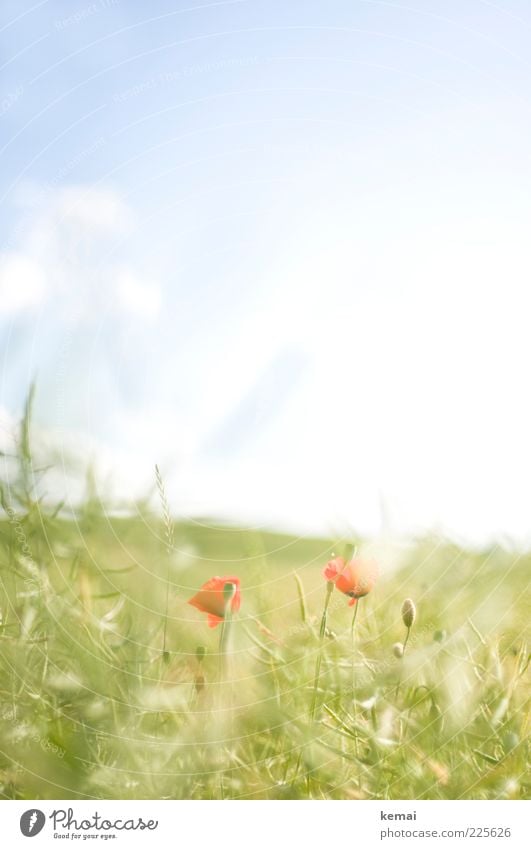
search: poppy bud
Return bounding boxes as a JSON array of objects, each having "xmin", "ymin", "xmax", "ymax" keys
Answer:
[
  {"xmin": 196, "ymin": 645, "xmax": 206, "ymax": 662},
  {"xmin": 503, "ymin": 731, "xmax": 519, "ymax": 752},
  {"xmin": 194, "ymin": 673, "xmax": 206, "ymax": 693},
  {"xmin": 429, "ymin": 701, "xmax": 443, "ymax": 732},
  {"xmin": 393, "ymin": 642, "xmax": 404, "ymax": 658},
  {"xmin": 223, "ymin": 581, "xmax": 237, "ymax": 603},
  {"xmin": 342, "ymin": 543, "xmax": 355, "ymax": 561},
  {"xmin": 401, "ymin": 598, "xmax": 416, "ymax": 629}
]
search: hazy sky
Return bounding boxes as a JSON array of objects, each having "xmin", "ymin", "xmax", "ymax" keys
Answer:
[{"xmin": 1, "ymin": 0, "xmax": 531, "ymax": 544}]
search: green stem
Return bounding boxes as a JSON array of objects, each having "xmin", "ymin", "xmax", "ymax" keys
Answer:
[
  {"xmin": 310, "ymin": 581, "xmax": 334, "ymax": 721},
  {"xmin": 217, "ymin": 584, "xmax": 236, "ymax": 800},
  {"xmin": 351, "ymin": 600, "xmax": 360, "ymax": 689},
  {"xmin": 292, "ymin": 581, "xmax": 334, "ymax": 787},
  {"xmin": 350, "ymin": 601, "xmax": 360, "ymax": 757},
  {"xmin": 162, "ymin": 561, "xmax": 170, "ymax": 659},
  {"xmin": 218, "ymin": 612, "xmax": 231, "ymax": 681},
  {"xmin": 395, "ymin": 626, "xmax": 411, "ymax": 698},
  {"xmin": 218, "ymin": 585, "xmax": 236, "ymax": 683}
]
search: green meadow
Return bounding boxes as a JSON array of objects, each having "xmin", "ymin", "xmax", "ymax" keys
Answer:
[{"xmin": 0, "ymin": 400, "xmax": 529, "ymax": 800}]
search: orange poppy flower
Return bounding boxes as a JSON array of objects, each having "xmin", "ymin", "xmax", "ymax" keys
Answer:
[
  {"xmin": 323, "ymin": 556, "xmax": 378, "ymax": 606},
  {"xmin": 188, "ymin": 576, "xmax": 241, "ymax": 628}
]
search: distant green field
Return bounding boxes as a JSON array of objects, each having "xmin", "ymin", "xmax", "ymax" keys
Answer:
[{"xmin": 0, "ymin": 404, "xmax": 529, "ymax": 800}]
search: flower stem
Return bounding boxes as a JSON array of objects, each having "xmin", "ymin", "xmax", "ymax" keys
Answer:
[
  {"xmin": 403, "ymin": 625, "xmax": 411, "ymax": 654},
  {"xmin": 310, "ymin": 580, "xmax": 334, "ymax": 721},
  {"xmin": 350, "ymin": 600, "xmax": 360, "ymax": 756},
  {"xmin": 218, "ymin": 583, "xmax": 236, "ymax": 684},
  {"xmin": 395, "ymin": 625, "xmax": 411, "ymax": 698},
  {"xmin": 351, "ymin": 600, "xmax": 360, "ymax": 688},
  {"xmin": 217, "ymin": 583, "xmax": 236, "ymax": 800},
  {"xmin": 292, "ymin": 580, "xmax": 334, "ymax": 787}
]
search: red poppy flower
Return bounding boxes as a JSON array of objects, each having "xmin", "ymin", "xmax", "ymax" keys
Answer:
[
  {"xmin": 188, "ymin": 576, "xmax": 241, "ymax": 628},
  {"xmin": 323, "ymin": 556, "xmax": 378, "ymax": 606}
]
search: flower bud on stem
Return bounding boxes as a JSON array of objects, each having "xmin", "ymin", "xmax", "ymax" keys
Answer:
[
  {"xmin": 219, "ymin": 582, "xmax": 237, "ymax": 682},
  {"xmin": 401, "ymin": 598, "xmax": 416, "ymax": 630},
  {"xmin": 396, "ymin": 598, "xmax": 417, "ymax": 698},
  {"xmin": 217, "ymin": 583, "xmax": 237, "ymax": 800}
]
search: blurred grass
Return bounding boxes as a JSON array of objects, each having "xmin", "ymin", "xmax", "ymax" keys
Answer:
[{"xmin": 0, "ymin": 396, "xmax": 529, "ymax": 800}]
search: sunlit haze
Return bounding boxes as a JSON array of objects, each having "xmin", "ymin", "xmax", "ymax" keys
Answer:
[{"xmin": 2, "ymin": 0, "xmax": 531, "ymax": 544}]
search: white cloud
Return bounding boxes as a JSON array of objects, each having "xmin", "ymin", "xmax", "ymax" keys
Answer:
[
  {"xmin": 1, "ymin": 185, "xmax": 157, "ymax": 321},
  {"xmin": 54, "ymin": 186, "xmax": 133, "ymax": 237},
  {"xmin": 0, "ymin": 253, "xmax": 47, "ymax": 316},
  {"xmin": 114, "ymin": 269, "xmax": 161, "ymax": 320}
]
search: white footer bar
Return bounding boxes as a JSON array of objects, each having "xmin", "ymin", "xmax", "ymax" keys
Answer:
[{"xmin": 1, "ymin": 799, "xmax": 528, "ymax": 848}]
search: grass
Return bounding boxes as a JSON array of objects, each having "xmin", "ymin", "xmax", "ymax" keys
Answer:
[{"xmin": 0, "ymin": 397, "xmax": 529, "ymax": 800}]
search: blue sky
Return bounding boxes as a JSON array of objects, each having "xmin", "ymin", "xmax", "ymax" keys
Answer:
[{"xmin": 1, "ymin": 0, "xmax": 531, "ymax": 543}]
